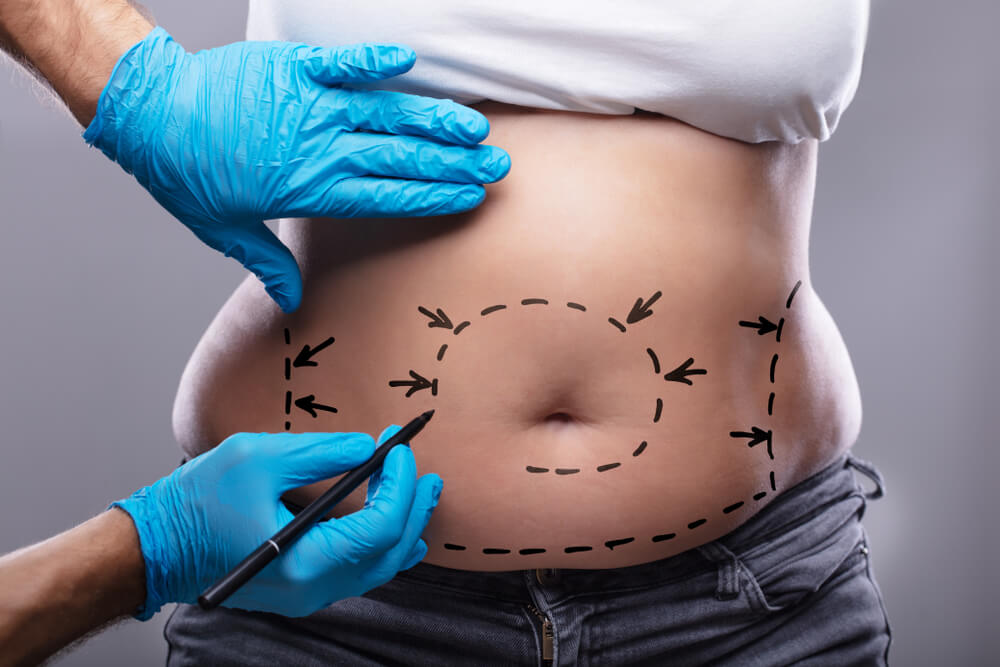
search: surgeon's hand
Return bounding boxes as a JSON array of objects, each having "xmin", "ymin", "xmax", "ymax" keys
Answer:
[
  {"xmin": 112, "ymin": 425, "xmax": 440, "ymax": 619},
  {"xmin": 83, "ymin": 26, "xmax": 510, "ymax": 312}
]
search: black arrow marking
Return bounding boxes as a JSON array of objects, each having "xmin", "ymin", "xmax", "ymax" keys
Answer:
[
  {"xmin": 738, "ymin": 316, "xmax": 778, "ymax": 336},
  {"xmin": 294, "ymin": 394, "xmax": 338, "ymax": 417},
  {"xmin": 664, "ymin": 358, "xmax": 708, "ymax": 385},
  {"xmin": 729, "ymin": 427, "xmax": 773, "ymax": 459},
  {"xmin": 292, "ymin": 337, "xmax": 335, "ymax": 368},
  {"xmin": 626, "ymin": 291, "xmax": 662, "ymax": 324},
  {"xmin": 388, "ymin": 370, "xmax": 438, "ymax": 397},
  {"xmin": 418, "ymin": 306, "xmax": 453, "ymax": 330}
]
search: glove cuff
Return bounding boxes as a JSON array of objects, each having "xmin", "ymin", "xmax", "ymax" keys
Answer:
[
  {"xmin": 109, "ymin": 486, "xmax": 174, "ymax": 621},
  {"xmin": 81, "ymin": 25, "xmax": 184, "ymax": 179}
]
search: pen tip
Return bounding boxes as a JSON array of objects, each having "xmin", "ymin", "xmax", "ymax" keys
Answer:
[{"xmin": 422, "ymin": 409, "xmax": 435, "ymax": 420}]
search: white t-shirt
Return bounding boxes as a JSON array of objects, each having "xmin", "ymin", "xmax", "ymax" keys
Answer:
[{"xmin": 247, "ymin": 0, "xmax": 869, "ymax": 144}]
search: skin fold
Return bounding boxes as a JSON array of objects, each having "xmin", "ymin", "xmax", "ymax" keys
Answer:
[{"xmin": 174, "ymin": 100, "xmax": 862, "ymax": 571}]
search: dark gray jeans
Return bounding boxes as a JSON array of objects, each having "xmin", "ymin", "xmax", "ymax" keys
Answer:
[{"xmin": 164, "ymin": 453, "xmax": 891, "ymax": 666}]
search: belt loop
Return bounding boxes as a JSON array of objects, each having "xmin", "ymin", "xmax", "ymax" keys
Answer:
[
  {"xmin": 845, "ymin": 454, "xmax": 886, "ymax": 500},
  {"xmin": 695, "ymin": 542, "xmax": 742, "ymax": 601}
]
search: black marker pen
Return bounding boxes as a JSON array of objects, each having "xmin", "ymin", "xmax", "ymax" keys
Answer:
[{"xmin": 198, "ymin": 409, "xmax": 435, "ymax": 610}]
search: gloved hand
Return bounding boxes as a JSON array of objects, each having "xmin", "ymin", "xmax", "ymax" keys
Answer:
[
  {"xmin": 112, "ymin": 425, "xmax": 441, "ymax": 619},
  {"xmin": 83, "ymin": 26, "xmax": 510, "ymax": 313}
]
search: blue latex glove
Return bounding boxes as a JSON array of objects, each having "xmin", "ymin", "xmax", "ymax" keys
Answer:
[
  {"xmin": 112, "ymin": 425, "xmax": 440, "ymax": 619},
  {"xmin": 83, "ymin": 26, "xmax": 510, "ymax": 312}
]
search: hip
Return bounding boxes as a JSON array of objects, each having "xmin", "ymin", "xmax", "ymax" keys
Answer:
[{"xmin": 164, "ymin": 454, "xmax": 892, "ymax": 666}]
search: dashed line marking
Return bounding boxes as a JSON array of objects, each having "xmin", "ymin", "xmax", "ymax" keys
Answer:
[
  {"xmin": 723, "ymin": 501, "xmax": 745, "ymax": 514},
  {"xmin": 647, "ymin": 348, "xmax": 661, "ymax": 374},
  {"xmin": 786, "ymin": 280, "xmax": 802, "ymax": 308}
]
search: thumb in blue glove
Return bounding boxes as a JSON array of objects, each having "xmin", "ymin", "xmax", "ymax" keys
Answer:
[
  {"xmin": 112, "ymin": 428, "xmax": 442, "ymax": 619},
  {"xmin": 84, "ymin": 27, "xmax": 511, "ymax": 313}
]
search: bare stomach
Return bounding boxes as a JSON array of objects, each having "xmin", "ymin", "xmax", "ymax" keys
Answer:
[{"xmin": 172, "ymin": 101, "xmax": 862, "ymax": 571}]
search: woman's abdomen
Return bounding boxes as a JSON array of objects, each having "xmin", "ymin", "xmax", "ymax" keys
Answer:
[{"xmin": 172, "ymin": 103, "xmax": 862, "ymax": 570}]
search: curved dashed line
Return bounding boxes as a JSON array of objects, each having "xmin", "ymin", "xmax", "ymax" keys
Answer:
[
  {"xmin": 437, "ymin": 344, "xmax": 447, "ymax": 361},
  {"xmin": 433, "ymin": 484, "xmax": 780, "ymax": 557},
  {"xmin": 605, "ymin": 537, "xmax": 634, "ymax": 550},
  {"xmin": 647, "ymin": 348, "xmax": 660, "ymax": 374},
  {"xmin": 419, "ymin": 286, "xmax": 802, "ymax": 560},
  {"xmin": 524, "ymin": 440, "xmax": 648, "ymax": 475},
  {"xmin": 453, "ymin": 321, "xmax": 470, "ymax": 335}
]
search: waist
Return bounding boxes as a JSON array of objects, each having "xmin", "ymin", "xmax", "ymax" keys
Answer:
[{"xmin": 172, "ymin": 103, "xmax": 861, "ymax": 570}]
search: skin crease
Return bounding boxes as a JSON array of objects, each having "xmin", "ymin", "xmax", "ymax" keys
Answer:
[{"xmin": 173, "ymin": 100, "xmax": 862, "ymax": 571}]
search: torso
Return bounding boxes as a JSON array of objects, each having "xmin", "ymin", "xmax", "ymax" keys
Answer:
[{"xmin": 172, "ymin": 101, "xmax": 862, "ymax": 571}]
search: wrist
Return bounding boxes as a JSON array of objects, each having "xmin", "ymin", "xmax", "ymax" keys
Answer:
[
  {"xmin": 82, "ymin": 25, "xmax": 188, "ymax": 179},
  {"xmin": 111, "ymin": 473, "xmax": 193, "ymax": 619},
  {"xmin": 0, "ymin": 0, "xmax": 154, "ymax": 125}
]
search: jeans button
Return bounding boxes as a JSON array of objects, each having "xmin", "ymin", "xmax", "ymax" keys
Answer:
[{"xmin": 536, "ymin": 568, "xmax": 562, "ymax": 586}]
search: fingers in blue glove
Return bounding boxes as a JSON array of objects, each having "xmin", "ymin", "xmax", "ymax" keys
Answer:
[
  {"xmin": 318, "ymin": 440, "xmax": 418, "ymax": 566},
  {"xmin": 252, "ymin": 431, "xmax": 376, "ymax": 491},
  {"xmin": 394, "ymin": 473, "xmax": 442, "ymax": 572},
  {"xmin": 302, "ymin": 45, "xmax": 490, "ymax": 145},
  {"xmin": 363, "ymin": 424, "xmax": 405, "ymax": 506},
  {"xmin": 331, "ymin": 133, "xmax": 511, "ymax": 184},
  {"xmin": 332, "ymin": 88, "xmax": 492, "ymax": 146},
  {"xmin": 302, "ymin": 43, "xmax": 417, "ymax": 85},
  {"xmin": 188, "ymin": 221, "xmax": 304, "ymax": 313},
  {"xmin": 294, "ymin": 179, "xmax": 486, "ymax": 219}
]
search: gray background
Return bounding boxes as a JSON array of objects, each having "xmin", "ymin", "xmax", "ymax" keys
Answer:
[{"xmin": 0, "ymin": 1, "xmax": 995, "ymax": 664}]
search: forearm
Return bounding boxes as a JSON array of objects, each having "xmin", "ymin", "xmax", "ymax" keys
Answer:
[
  {"xmin": 0, "ymin": 0, "xmax": 153, "ymax": 126},
  {"xmin": 0, "ymin": 509, "xmax": 146, "ymax": 666}
]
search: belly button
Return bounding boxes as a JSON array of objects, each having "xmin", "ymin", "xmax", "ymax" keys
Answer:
[{"xmin": 541, "ymin": 411, "xmax": 584, "ymax": 428}]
